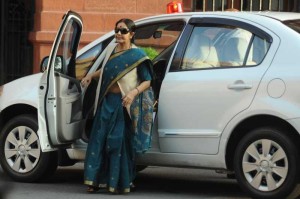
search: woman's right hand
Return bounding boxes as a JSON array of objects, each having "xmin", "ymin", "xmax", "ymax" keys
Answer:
[{"xmin": 81, "ymin": 74, "xmax": 93, "ymax": 88}]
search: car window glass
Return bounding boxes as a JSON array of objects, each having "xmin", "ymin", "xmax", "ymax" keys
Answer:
[
  {"xmin": 217, "ymin": 27, "xmax": 253, "ymax": 67},
  {"xmin": 247, "ymin": 35, "xmax": 271, "ymax": 65},
  {"xmin": 283, "ymin": 19, "xmax": 300, "ymax": 34},
  {"xmin": 75, "ymin": 43, "xmax": 102, "ymax": 80},
  {"xmin": 75, "ymin": 36, "xmax": 113, "ymax": 80},
  {"xmin": 135, "ymin": 21, "xmax": 184, "ymax": 60},
  {"xmin": 181, "ymin": 26, "xmax": 222, "ymax": 69},
  {"xmin": 181, "ymin": 24, "xmax": 271, "ymax": 70},
  {"xmin": 56, "ymin": 19, "xmax": 80, "ymax": 74}
]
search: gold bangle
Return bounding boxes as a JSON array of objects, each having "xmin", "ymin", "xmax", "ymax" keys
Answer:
[{"xmin": 135, "ymin": 87, "xmax": 140, "ymax": 94}]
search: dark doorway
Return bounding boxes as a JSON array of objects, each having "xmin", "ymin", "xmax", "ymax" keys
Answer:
[{"xmin": 0, "ymin": 0, "xmax": 34, "ymax": 85}]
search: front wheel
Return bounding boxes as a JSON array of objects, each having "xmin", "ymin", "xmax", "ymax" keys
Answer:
[
  {"xmin": 234, "ymin": 127, "xmax": 299, "ymax": 199},
  {"xmin": 0, "ymin": 114, "xmax": 58, "ymax": 182}
]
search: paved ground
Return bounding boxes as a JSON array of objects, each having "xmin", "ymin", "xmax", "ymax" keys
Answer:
[{"xmin": 1, "ymin": 163, "xmax": 300, "ymax": 199}]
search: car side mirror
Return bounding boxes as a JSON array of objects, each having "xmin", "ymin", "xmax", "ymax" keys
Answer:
[
  {"xmin": 40, "ymin": 56, "xmax": 64, "ymax": 73},
  {"xmin": 40, "ymin": 56, "xmax": 49, "ymax": 72},
  {"xmin": 53, "ymin": 55, "xmax": 64, "ymax": 73}
]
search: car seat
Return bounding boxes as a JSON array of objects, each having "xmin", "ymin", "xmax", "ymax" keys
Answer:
[
  {"xmin": 221, "ymin": 37, "xmax": 248, "ymax": 66},
  {"xmin": 183, "ymin": 35, "xmax": 220, "ymax": 69}
]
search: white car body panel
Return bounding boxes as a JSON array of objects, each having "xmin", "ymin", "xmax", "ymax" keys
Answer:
[
  {"xmin": 158, "ymin": 65, "xmax": 269, "ymax": 155},
  {"xmin": 0, "ymin": 73, "xmax": 42, "ymax": 111}
]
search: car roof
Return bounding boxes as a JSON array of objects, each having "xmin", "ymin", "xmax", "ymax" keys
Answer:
[
  {"xmin": 135, "ymin": 11, "xmax": 300, "ymax": 23},
  {"xmin": 82, "ymin": 11, "xmax": 300, "ymax": 58},
  {"xmin": 254, "ymin": 11, "xmax": 300, "ymax": 21}
]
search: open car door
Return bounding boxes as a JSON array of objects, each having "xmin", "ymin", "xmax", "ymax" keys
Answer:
[{"xmin": 38, "ymin": 11, "xmax": 83, "ymax": 151}]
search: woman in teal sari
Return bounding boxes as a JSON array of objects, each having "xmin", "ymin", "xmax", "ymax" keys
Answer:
[{"xmin": 81, "ymin": 18, "xmax": 154, "ymax": 194}]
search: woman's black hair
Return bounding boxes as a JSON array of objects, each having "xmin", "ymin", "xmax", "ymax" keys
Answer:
[{"xmin": 115, "ymin": 18, "xmax": 136, "ymax": 32}]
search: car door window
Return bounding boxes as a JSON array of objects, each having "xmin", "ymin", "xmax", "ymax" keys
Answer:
[
  {"xmin": 181, "ymin": 24, "xmax": 271, "ymax": 70},
  {"xmin": 75, "ymin": 37, "xmax": 113, "ymax": 80},
  {"xmin": 135, "ymin": 21, "xmax": 185, "ymax": 60},
  {"xmin": 217, "ymin": 27, "xmax": 253, "ymax": 67},
  {"xmin": 55, "ymin": 19, "xmax": 80, "ymax": 76},
  {"xmin": 134, "ymin": 21, "xmax": 185, "ymax": 100},
  {"xmin": 248, "ymin": 35, "xmax": 271, "ymax": 65},
  {"xmin": 182, "ymin": 26, "xmax": 221, "ymax": 69}
]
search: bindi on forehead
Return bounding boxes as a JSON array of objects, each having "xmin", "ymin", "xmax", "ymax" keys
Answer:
[{"xmin": 117, "ymin": 22, "xmax": 127, "ymax": 29}]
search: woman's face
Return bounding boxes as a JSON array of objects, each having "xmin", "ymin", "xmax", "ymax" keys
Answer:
[{"xmin": 115, "ymin": 22, "xmax": 134, "ymax": 44}]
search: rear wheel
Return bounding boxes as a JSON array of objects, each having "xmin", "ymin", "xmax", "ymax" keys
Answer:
[
  {"xmin": 234, "ymin": 127, "xmax": 299, "ymax": 199},
  {"xmin": 0, "ymin": 114, "xmax": 58, "ymax": 182}
]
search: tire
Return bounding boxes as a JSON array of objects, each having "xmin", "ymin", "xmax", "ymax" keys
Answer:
[
  {"xmin": 0, "ymin": 114, "xmax": 58, "ymax": 182},
  {"xmin": 234, "ymin": 127, "xmax": 299, "ymax": 199},
  {"xmin": 227, "ymin": 173, "xmax": 236, "ymax": 179}
]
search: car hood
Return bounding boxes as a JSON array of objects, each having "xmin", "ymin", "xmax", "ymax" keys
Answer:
[{"xmin": 0, "ymin": 73, "xmax": 43, "ymax": 110}]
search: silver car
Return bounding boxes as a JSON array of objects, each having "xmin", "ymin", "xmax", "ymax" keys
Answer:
[{"xmin": 1, "ymin": 10, "xmax": 300, "ymax": 199}]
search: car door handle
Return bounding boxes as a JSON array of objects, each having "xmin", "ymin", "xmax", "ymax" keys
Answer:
[{"xmin": 228, "ymin": 84, "xmax": 252, "ymax": 90}]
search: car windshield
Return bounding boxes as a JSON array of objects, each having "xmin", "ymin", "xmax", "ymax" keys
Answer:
[{"xmin": 282, "ymin": 19, "xmax": 300, "ymax": 33}]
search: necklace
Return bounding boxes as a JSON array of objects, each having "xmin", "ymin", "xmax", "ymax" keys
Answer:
[{"xmin": 115, "ymin": 44, "xmax": 131, "ymax": 53}]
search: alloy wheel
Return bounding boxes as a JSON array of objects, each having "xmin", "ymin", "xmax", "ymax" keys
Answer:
[
  {"xmin": 242, "ymin": 139, "xmax": 288, "ymax": 192},
  {"xmin": 4, "ymin": 125, "xmax": 41, "ymax": 173}
]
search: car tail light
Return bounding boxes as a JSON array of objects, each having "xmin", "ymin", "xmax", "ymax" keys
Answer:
[{"xmin": 167, "ymin": 1, "xmax": 183, "ymax": 14}]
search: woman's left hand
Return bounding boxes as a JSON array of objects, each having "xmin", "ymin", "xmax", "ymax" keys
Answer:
[{"xmin": 122, "ymin": 90, "xmax": 138, "ymax": 107}]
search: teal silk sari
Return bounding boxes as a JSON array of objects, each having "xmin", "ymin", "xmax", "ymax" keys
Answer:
[{"xmin": 84, "ymin": 47, "xmax": 154, "ymax": 193}]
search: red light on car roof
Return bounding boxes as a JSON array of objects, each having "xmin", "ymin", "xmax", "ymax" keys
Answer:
[{"xmin": 167, "ymin": 1, "xmax": 183, "ymax": 14}]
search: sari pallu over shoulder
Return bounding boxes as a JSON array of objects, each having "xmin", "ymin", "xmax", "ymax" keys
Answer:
[{"xmin": 97, "ymin": 47, "xmax": 148, "ymax": 106}]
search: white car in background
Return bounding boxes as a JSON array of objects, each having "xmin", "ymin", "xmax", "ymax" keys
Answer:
[{"xmin": 1, "ymin": 10, "xmax": 300, "ymax": 199}]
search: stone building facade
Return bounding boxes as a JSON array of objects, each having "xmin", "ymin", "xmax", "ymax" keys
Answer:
[{"xmin": 29, "ymin": 0, "xmax": 177, "ymax": 73}]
